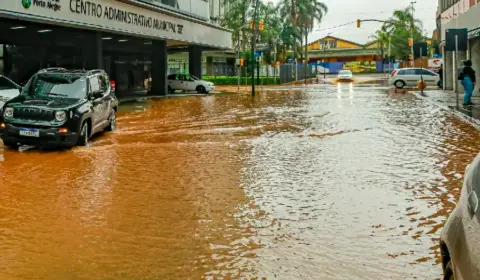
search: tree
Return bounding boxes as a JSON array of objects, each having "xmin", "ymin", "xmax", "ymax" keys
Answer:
[
  {"xmin": 384, "ymin": 7, "xmax": 425, "ymax": 61},
  {"xmin": 296, "ymin": 0, "xmax": 328, "ymax": 83},
  {"xmin": 369, "ymin": 25, "xmax": 390, "ymax": 72}
]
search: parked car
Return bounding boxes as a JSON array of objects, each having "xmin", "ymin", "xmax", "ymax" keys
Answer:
[
  {"xmin": 0, "ymin": 75, "xmax": 21, "ymax": 111},
  {"xmin": 167, "ymin": 73, "xmax": 215, "ymax": 94},
  {"xmin": 337, "ymin": 70, "xmax": 353, "ymax": 81},
  {"xmin": 0, "ymin": 68, "xmax": 118, "ymax": 149},
  {"xmin": 441, "ymin": 152, "xmax": 480, "ymax": 280},
  {"xmin": 390, "ymin": 68, "xmax": 440, "ymax": 89}
]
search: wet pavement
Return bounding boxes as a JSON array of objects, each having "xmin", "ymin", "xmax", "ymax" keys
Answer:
[{"xmin": 1, "ymin": 83, "xmax": 480, "ymax": 279}]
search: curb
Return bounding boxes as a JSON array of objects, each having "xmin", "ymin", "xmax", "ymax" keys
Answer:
[
  {"xmin": 117, "ymin": 93, "xmax": 206, "ymax": 104},
  {"xmin": 412, "ymin": 91, "xmax": 480, "ymax": 129}
]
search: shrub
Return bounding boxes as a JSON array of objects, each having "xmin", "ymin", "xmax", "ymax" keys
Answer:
[{"xmin": 202, "ymin": 76, "xmax": 279, "ymax": 85}]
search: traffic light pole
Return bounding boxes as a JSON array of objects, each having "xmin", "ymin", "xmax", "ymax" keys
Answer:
[{"xmin": 251, "ymin": 0, "xmax": 260, "ymax": 97}]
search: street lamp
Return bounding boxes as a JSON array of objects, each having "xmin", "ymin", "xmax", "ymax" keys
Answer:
[
  {"xmin": 322, "ymin": 32, "xmax": 332, "ymax": 84},
  {"xmin": 410, "ymin": 1, "xmax": 416, "ymax": 67}
]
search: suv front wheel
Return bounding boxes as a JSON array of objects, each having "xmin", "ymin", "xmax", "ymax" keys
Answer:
[{"xmin": 78, "ymin": 122, "xmax": 89, "ymax": 146}]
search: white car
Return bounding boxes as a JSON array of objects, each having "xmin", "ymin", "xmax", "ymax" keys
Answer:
[
  {"xmin": 0, "ymin": 75, "xmax": 21, "ymax": 111},
  {"xmin": 390, "ymin": 68, "xmax": 440, "ymax": 89},
  {"xmin": 337, "ymin": 70, "xmax": 353, "ymax": 81},
  {"xmin": 167, "ymin": 74, "xmax": 215, "ymax": 94}
]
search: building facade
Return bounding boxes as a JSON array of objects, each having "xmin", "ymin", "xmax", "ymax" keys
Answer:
[
  {"xmin": 305, "ymin": 36, "xmax": 382, "ymax": 74},
  {"xmin": 0, "ymin": 0, "xmax": 232, "ymax": 94},
  {"xmin": 438, "ymin": 0, "xmax": 480, "ymax": 93}
]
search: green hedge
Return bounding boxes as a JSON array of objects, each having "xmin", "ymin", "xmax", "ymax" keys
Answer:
[{"xmin": 203, "ymin": 76, "xmax": 279, "ymax": 85}]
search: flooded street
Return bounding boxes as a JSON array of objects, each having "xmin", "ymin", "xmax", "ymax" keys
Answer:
[{"xmin": 1, "ymin": 84, "xmax": 480, "ymax": 279}]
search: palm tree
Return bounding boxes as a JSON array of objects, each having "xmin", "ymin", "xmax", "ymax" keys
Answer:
[
  {"xmin": 369, "ymin": 25, "xmax": 390, "ymax": 72},
  {"xmin": 296, "ymin": 0, "xmax": 328, "ymax": 83},
  {"xmin": 384, "ymin": 7, "xmax": 424, "ymax": 61}
]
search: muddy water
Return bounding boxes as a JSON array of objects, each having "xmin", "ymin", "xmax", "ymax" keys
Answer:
[{"xmin": 1, "ymin": 84, "xmax": 480, "ymax": 279}]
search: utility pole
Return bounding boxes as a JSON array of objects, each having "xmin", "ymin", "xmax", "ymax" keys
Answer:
[
  {"xmin": 251, "ymin": 0, "xmax": 260, "ymax": 97},
  {"xmin": 410, "ymin": 1, "xmax": 416, "ymax": 67}
]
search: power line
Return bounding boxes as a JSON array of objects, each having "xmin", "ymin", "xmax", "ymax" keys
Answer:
[{"xmin": 315, "ymin": 16, "xmax": 436, "ymax": 32}]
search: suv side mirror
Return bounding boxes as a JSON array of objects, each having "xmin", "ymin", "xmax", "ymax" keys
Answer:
[{"xmin": 90, "ymin": 90, "xmax": 103, "ymax": 99}]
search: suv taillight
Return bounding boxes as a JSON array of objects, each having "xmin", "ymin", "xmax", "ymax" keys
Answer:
[
  {"xmin": 110, "ymin": 80, "xmax": 116, "ymax": 91},
  {"xmin": 391, "ymin": 70, "xmax": 397, "ymax": 77}
]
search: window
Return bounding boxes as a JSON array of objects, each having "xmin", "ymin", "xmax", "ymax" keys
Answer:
[
  {"xmin": 89, "ymin": 77, "xmax": 100, "ymax": 93},
  {"xmin": 22, "ymin": 74, "xmax": 87, "ymax": 99},
  {"xmin": 404, "ymin": 69, "xmax": 417, "ymax": 75},
  {"xmin": 420, "ymin": 69, "xmax": 436, "ymax": 76},
  {"xmin": 397, "ymin": 70, "xmax": 406, "ymax": 75},
  {"xmin": 98, "ymin": 75, "xmax": 109, "ymax": 92}
]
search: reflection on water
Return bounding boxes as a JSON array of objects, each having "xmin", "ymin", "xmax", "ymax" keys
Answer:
[{"xmin": 0, "ymin": 86, "xmax": 479, "ymax": 279}]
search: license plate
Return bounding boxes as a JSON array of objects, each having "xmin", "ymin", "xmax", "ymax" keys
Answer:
[{"xmin": 19, "ymin": 128, "xmax": 40, "ymax": 137}]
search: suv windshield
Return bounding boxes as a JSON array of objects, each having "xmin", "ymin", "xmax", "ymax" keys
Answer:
[
  {"xmin": 339, "ymin": 70, "xmax": 352, "ymax": 75},
  {"xmin": 22, "ymin": 73, "xmax": 87, "ymax": 99}
]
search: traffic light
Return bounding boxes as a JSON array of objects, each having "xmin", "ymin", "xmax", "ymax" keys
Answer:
[
  {"xmin": 357, "ymin": 19, "xmax": 361, "ymax": 28},
  {"xmin": 250, "ymin": 20, "xmax": 254, "ymax": 29},
  {"xmin": 408, "ymin": 37, "xmax": 413, "ymax": 47},
  {"xmin": 259, "ymin": 20, "xmax": 264, "ymax": 31},
  {"xmin": 408, "ymin": 53, "xmax": 413, "ymax": 61},
  {"xmin": 240, "ymin": 58, "xmax": 244, "ymax": 66}
]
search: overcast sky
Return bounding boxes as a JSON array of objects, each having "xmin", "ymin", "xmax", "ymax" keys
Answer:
[{"xmin": 270, "ymin": 0, "xmax": 438, "ymax": 44}]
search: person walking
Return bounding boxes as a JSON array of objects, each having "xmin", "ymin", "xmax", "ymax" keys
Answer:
[
  {"xmin": 459, "ymin": 60, "xmax": 476, "ymax": 105},
  {"xmin": 438, "ymin": 64, "xmax": 443, "ymax": 89}
]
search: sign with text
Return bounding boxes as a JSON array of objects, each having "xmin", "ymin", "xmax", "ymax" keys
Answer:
[
  {"xmin": 445, "ymin": 28, "xmax": 468, "ymax": 51},
  {"xmin": 0, "ymin": 0, "xmax": 231, "ymax": 49}
]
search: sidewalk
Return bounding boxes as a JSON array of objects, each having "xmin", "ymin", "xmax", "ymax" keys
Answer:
[{"xmin": 412, "ymin": 89, "xmax": 480, "ymax": 127}]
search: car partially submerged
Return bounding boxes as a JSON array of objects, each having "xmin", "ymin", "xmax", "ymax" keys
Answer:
[
  {"xmin": 0, "ymin": 68, "xmax": 118, "ymax": 149},
  {"xmin": 337, "ymin": 70, "xmax": 353, "ymax": 81},
  {"xmin": 0, "ymin": 75, "xmax": 21, "ymax": 111},
  {"xmin": 441, "ymin": 152, "xmax": 480, "ymax": 280}
]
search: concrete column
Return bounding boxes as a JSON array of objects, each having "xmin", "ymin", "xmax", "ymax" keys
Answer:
[
  {"xmin": 470, "ymin": 38, "xmax": 480, "ymax": 96},
  {"xmin": 445, "ymin": 51, "xmax": 454, "ymax": 90},
  {"xmin": 456, "ymin": 51, "xmax": 467, "ymax": 94},
  {"xmin": 82, "ymin": 32, "xmax": 103, "ymax": 70},
  {"xmin": 151, "ymin": 40, "xmax": 167, "ymax": 96},
  {"xmin": 206, "ymin": 57, "xmax": 213, "ymax": 76},
  {"xmin": 188, "ymin": 46, "xmax": 202, "ymax": 79}
]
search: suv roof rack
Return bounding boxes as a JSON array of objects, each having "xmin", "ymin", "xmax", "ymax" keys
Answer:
[
  {"xmin": 37, "ymin": 67, "xmax": 67, "ymax": 74},
  {"xmin": 86, "ymin": 69, "xmax": 106, "ymax": 76}
]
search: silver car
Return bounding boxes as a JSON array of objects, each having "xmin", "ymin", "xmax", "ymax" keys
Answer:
[
  {"xmin": 0, "ymin": 75, "xmax": 21, "ymax": 111},
  {"xmin": 441, "ymin": 153, "xmax": 480, "ymax": 280},
  {"xmin": 390, "ymin": 68, "xmax": 440, "ymax": 89}
]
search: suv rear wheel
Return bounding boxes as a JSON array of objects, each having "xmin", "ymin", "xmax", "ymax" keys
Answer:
[
  {"xmin": 77, "ymin": 122, "xmax": 89, "ymax": 146},
  {"xmin": 394, "ymin": 80, "xmax": 406, "ymax": 89},
  {"xmin": 106, "ymin": 111, "xmax": 117, "ymax": 132}
]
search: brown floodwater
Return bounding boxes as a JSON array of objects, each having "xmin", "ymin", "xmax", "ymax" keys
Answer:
[{"xmin": 1, "ymin": 83, "xmax": 480, "ymax": 279}]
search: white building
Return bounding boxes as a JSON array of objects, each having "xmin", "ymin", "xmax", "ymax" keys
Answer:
[
  {"xmin": 439, "ymin": 0, "xmax": 480, "ymax": 94},
  {"xmin": 0, "ymin": 0, "xmax": 232, "ymax": 93}
]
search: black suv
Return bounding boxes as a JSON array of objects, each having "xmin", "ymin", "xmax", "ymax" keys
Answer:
[{"xmin": 0, "ymin": 68, "xmax": 118, "ymax": 148}]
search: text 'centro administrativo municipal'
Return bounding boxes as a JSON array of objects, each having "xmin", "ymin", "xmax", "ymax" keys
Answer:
[{"xmin": 70, "ymin": 0, "xmax": 184, "ymax": 34}]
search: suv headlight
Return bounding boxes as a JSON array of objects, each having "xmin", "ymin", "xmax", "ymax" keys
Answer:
[
  {"xmin": 55, "ymin": 111, "xmax": 67, "ymax": 122},
  {"xmin": 3, "ymin": 107, "xmax": 14, "ymax": 119}
]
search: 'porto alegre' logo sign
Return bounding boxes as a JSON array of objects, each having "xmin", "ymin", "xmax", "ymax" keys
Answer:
[{"xmin": 22, "ymin": 0, "xmax": 32, "ymax": 9}]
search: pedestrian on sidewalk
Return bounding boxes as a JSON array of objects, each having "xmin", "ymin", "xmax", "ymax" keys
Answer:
[
  {"xmin": 458, "ymin": 60, "xmax": 476, "ymax": 105},
  {"xmin": 438, "ymin": 64, "xmax": 443, "ymax": 88}
]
